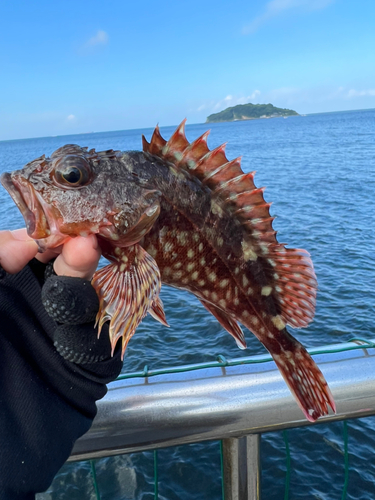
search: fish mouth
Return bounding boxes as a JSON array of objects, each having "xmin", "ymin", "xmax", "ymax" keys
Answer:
[{"xmin": 0, "ymin": 172, "xmax": 50, "ymax": 239}]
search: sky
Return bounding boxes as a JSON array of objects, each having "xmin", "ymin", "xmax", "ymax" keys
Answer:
[{"xmin": 0, "ymin": 0, "xmax": 374, "ymax": 140}]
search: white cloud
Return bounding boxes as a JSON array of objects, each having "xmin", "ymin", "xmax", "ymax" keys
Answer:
[
  {"xmin": 347, "ymin": 88, "xmax": 375, "ymax": 98},
  {"xmin": 243, "ymin": 0, "xmax": 334, "ymax": 34},
  {"xmin": 67, "ymin": 114, "xmax": 75, "ymax": 121},
  {"xmin": 210, "ymin": 93, "xmax": 262, "ymax": 112},
  {"xmin": 248, "ymin": 90, "xmax": 261, "ymax": 101},
  {"xmin": 85, "ymin": 30, "xmax": 109, "ymax": 47}
]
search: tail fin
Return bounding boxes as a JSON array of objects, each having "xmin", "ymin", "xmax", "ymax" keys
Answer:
[{"xmin": 272, "ymin": 342, "xmax": 335, "ymax": 422}]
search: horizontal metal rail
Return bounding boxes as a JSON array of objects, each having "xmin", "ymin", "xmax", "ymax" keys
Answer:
[{"xmin": 70, "ymin": 338, "xmax": 375, "ymax": 461}]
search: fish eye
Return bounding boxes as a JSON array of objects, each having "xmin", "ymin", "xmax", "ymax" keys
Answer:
[
  {"xmin": 53, "ymin": 155, "xmax": 92, "ymax": 188},
  {"xmin": 62, "ymin": 166, "xmax": 82, "ymax": 184}
]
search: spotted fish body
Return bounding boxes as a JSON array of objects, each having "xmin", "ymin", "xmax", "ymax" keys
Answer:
[{"xmin": 0, "ymin": 120, "xmax": 335, "ymax": 422}]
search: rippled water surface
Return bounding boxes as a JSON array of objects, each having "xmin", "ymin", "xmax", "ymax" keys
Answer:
[{"xmin": 1, "ymin": 109, "xmax": 374, "ymax": 499}]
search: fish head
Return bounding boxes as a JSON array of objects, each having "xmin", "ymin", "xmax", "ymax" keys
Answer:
[{"xmin": 1, "ymin": 145, "xmax": 161, "ymax": 251}]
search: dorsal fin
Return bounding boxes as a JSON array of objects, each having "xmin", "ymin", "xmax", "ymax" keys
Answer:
[
  {"xmin": 143, "ymin": 120, "xmax": 318, "ymax": 328},
  {"xmin": 142, "ymin": 125, "xmax": 167, "ymax": 156}
]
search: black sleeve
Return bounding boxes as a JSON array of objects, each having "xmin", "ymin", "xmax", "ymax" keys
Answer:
[{"xmin": 0, "ymin": 260, "xmax": 122, "ymax": 499}]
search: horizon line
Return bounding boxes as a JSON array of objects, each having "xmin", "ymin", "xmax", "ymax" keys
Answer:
[{"xmin": 1, "ymin": 106, "xmax": 374, "ymax": 144}]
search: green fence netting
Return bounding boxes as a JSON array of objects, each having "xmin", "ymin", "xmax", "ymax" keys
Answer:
[{"xmin": 87, "ymin": 338, "xmax": 370, "ymax": 499}]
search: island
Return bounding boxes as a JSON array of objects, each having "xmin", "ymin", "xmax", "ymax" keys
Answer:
[{"xmin": 206, "ymin": 103, "xmax": 299, "ymax": 123}]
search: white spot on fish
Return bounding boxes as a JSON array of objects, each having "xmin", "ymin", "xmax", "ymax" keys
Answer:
[
  {"xmin": 251, "ymin": 316, "xmax": 259, "ymax": 325},
  {"xmin": 211, "ymin": 200, "xmax": 224, "ymax": 217},
  {"xmin": 119, "ymin": 263, "xmax": 126, "ymax": 273},
  {"xmin": 243, "ymin": 275, "xmax": 249, "ymax": 287},
  {"xmin": 219, "ymin": 299, "xmax": 226, "ymax": 308},
  {"xmin": 198, "ymin": 243, "xmax": 203, "ymax": 252},
  {"xmin": 217, "ymin": 237, "xmax": 224, "ymax": 247},
  {"xmin": 187, "ymin": 249, "xmax": 194, "ymax": 259},
  {"xmin": 212, "ymin": 292, "xmax": 218, "ymax": 301},
  {"xmin": 177, "ymin": 231, "xmax": 188, "ymax": 245},
  {"xmin": 272, "ymin": 315, "xmax": 286, "ymax": 330},
  {"xmin": 267, "ymin": 259, "xmax": 276, "ymax": 267},
  {"xmin": 187, "ymin": 262, "xmax": 195, "ymax": 272},
  {"xmin": 198, "ymin": 279, "xmax": 205, "ymax": 286},
  {"xmin": 173, "ymin": 271, "xmax": 183, "ymax": 280},
  {"xmin": 261, "ymin": 286, "xmax": 272, "ymax": 296},
  {"xmin": 219, "ymin": 279, "xmax": 229, "ymax": 288},
  {"xmin": 174, "ymin": 262, "xmax": 182, "ymax": 269},
  {"xmin": 191, "ymin": 271, "xmax": 199, "ymax": 280},
  {"xmin": 208, "ymin": 272, "xmax": 217, "ymax": 282},
  {"xmin": 234, "ymin": 298, "xmax": 239, "ymax": 306},
  {"xmin": 164, "ymin": 267, "xmax": 172, "ymax": 276},
  {"xmin": 164, "ymin": 241, "xmax": 174, "ymax": 253},
  {"xmin": 200, "ymin": 257, "xmax": 206, "ymax": 266},
  {"xmin": 122, "ymin": 255, "xmax": 128, "ymax": 263},
  {"xmin": 114, "ymin": 247, "xmax": 121, "ymax": 256},
  {"xmin": 241, "ymin": 240, "xmax": 257, "ymax": 262}
]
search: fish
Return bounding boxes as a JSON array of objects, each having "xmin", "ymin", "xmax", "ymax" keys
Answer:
[{"xmin": 0, "ymin": 120, "xmax": 335, "ymax": 422}]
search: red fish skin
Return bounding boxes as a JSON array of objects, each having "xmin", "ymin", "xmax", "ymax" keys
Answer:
[{"xmin": 138, "ymin": 163, "xmax": 334, "ymax": 421}]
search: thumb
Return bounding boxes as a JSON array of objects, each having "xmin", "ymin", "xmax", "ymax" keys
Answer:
[{"xmin": 53, "ymin": 235, "xmax": 101, "ymax": 280}]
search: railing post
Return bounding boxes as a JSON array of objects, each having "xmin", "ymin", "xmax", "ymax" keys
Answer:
[{"xmin": 222, "ymin": 434, "xmax": 261, "ymax": 500}]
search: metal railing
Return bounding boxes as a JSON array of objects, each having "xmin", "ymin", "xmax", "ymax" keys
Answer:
[{"xmin": 69, "ymin": 338, "xmax": 375, "ymax": 499}]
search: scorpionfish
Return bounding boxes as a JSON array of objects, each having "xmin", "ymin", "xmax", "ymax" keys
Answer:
[{"xmin": 1, "ymin": 120, "xmax": 335, "ymax": 422}]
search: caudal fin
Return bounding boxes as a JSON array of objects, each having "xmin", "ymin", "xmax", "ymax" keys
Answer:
[{"xmin": 272, "ymin": 343, "xmax": 336, "ymax": 422}]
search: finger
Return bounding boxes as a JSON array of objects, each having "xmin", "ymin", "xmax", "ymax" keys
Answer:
[
  {"xmin": 0, "ymin": 229, "xmax": 39, "ymax": 273},
  {"xmin": 53, "ymin": 235, "xmax": 101, "ymax": 280}
]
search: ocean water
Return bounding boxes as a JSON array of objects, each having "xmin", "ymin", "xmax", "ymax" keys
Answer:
[{"xmin": 0, "ymin": 109, "xmax": 374, "ymax": 499}]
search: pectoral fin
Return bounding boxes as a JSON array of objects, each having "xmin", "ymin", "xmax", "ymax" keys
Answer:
[{"xmin": 92, "ymin": 244, "xmax": 165, "ymax": 359}]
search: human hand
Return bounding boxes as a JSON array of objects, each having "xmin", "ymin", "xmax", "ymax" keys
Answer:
[
  {"xmin": 0, "ymin": 228, "xmax": 100, "ymax": 279},
  {"xmin": 0, "ymin": 229, "xmax": 118, "ymax": 364}
]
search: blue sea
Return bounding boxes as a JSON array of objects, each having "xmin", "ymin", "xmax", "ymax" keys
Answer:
[{"xmin": 1, "ymin": 109, "xmax": 374, "ymax": 499}]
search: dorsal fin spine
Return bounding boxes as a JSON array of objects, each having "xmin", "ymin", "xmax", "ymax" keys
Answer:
[
  {"xmin": 177, "ymin": 130, "xmax": 210, "ymax": 169},
  {"xmin": 203, "ymin": 157, "xmax": 242, "ymax": 184}
]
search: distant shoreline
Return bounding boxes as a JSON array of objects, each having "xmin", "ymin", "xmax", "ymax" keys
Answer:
[{"xmin": 1, "ymin": 107, "xmax": 374, "ymax": 143}]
